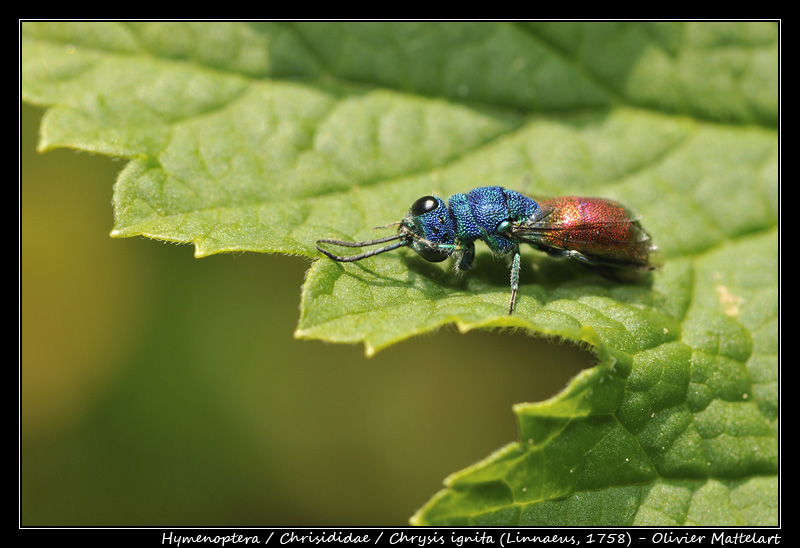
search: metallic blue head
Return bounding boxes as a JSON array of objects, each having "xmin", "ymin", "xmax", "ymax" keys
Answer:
[{"xmin": 401, "ymin": 195, "xmax": 456, "ymax": 262}]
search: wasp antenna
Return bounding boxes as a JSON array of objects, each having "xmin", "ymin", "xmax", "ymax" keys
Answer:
[
  {"xmin": 372, "ymin": 221, "xmax": 402, "ymax": 230},
  {"xmin": 316, "ymin": 233, "xmax": 404, "ymax": 249},
  {"xmin": 316, "ymin": 240, "xmax": 407, "ymax": 262}
]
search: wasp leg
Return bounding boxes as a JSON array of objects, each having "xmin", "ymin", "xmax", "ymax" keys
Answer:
[
  {"xmin": 508, "ymin": 249, "xmax": 521, "ymax": 315},
  {"xmin": 455, "ymin": 242, "xmax": 476, "ymax": 271}
]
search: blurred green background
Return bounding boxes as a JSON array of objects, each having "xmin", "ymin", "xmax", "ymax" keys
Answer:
[{"xmin": 21, "ymin": 102, "xmax": 592, "ymax": 526}]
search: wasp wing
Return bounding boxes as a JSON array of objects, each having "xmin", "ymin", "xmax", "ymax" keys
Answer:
[{"xmin": 510, "ymin": 198, "xmax": 660, "ymax": 270}]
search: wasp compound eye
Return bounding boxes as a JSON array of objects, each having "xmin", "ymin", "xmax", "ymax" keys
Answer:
[{"xmin": 411, "ymin": 196, "xmax": 439, "ymax": 216}]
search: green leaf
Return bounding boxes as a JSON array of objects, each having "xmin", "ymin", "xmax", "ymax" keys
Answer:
[{"xmin": 22, "ymin": 21, "xmax": 778, "ymax": 526}]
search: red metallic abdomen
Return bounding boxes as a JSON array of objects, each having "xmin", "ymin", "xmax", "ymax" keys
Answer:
[{"xmin": 534, "ymin": 196, "xmax": 655, "ymax": 268}]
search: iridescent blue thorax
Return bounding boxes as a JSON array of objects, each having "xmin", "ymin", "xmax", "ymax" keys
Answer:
[{"xmin": 448, "ymin": 187, "xmax": 539, "ymax": 254}]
